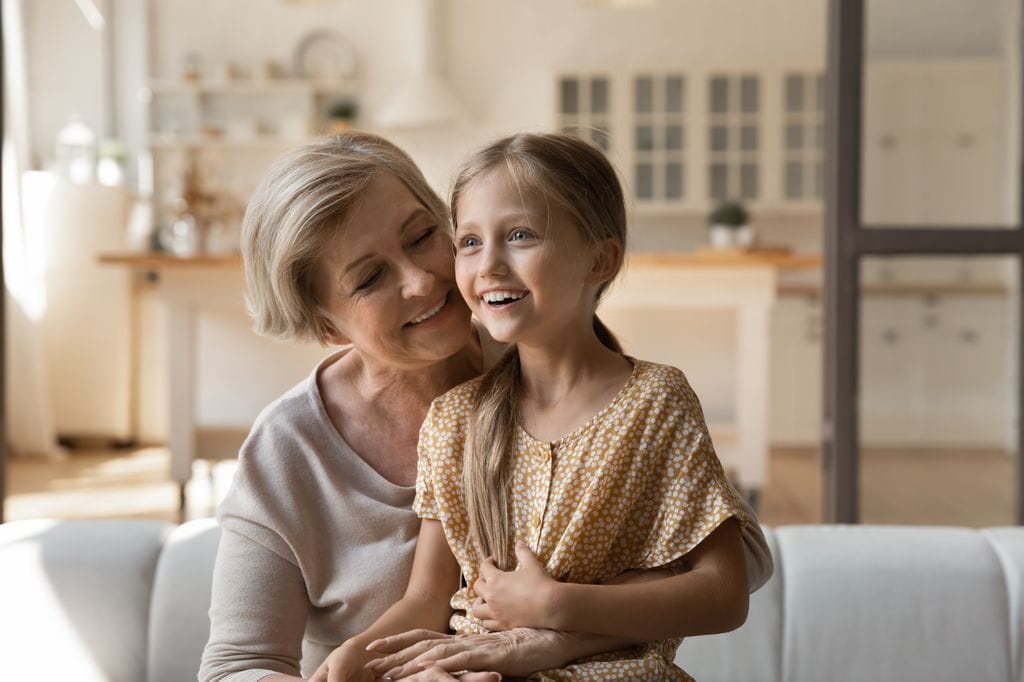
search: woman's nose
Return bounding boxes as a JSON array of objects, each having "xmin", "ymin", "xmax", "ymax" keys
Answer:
[{"xmin": 400, "ymin": 260, "xmax": 435, "ymax": 298}]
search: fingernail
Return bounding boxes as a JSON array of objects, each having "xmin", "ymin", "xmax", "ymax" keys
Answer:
[
  {"xmin": 366, "ymin": 639, "xmax": 383, "ymax": 651},
  {"xmin": 384, "ymin": 667, "xmax": 401, "ymax": 678}
]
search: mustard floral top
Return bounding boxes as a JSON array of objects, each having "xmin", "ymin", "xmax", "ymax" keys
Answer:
[{"xmin": 414, "ymin": 359, "xmax": 754, "ymax": 681}]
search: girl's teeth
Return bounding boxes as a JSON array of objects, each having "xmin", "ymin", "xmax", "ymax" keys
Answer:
[{"xmin": 482, "ymin": 291, "xmax": 527, "ymax": 303}]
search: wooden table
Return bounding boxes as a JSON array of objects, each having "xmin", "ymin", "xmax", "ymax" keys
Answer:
[{"xmin": 99, "ymin": 252, "xmax": 243, "ymax": 519}]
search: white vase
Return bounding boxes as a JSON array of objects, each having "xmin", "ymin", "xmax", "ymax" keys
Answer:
[
  {"xmin": 734, "ymin": 225, "xmax": 754, "ymax": 249},
  {"xmin": 709, "ymin": 224, "xmax": 734, "ymax": 249}
]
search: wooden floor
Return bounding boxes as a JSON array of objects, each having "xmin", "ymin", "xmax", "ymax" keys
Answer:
[{"xmin": 2, "ymin": 445, "xmax": 1018, "ymax": 527}]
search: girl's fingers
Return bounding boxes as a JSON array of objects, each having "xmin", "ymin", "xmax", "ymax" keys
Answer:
[
  {"xmin": 478, "ymin": 556, "xmax": 499, "ymax": 579},
  {"xmin": 471, "ymin": 600, "xmax": 493, "ymax": 621}
]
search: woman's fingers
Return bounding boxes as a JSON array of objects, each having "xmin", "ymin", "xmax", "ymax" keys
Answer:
[
  {"xmin": 368, "ymin": 638, "xmax": 454, "ymax": 673},
  {"xmin": 401, "ymin": 666, "xmax": 501, "ymax": 681},
  {"xmin": 367, "ymin": 629, "xmax": 449, "ymax": 653}
]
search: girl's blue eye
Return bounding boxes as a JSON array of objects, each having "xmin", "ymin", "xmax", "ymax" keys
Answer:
[
  {"xmin": 510, "ymin": 228, "xmax": 531, "ymax": 241},
  {"xmin": 460, "ymin": 235, "xmax": 481, "ymax": 248}
]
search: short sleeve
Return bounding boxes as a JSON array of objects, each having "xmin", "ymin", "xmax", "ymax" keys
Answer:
[
  {"xmin": 637, "ymin": 374, "xmax": 754, "ymax": 570},
  {"xmin": 413, "ymin": 401, "xmax": 443, "ymax": 520}
]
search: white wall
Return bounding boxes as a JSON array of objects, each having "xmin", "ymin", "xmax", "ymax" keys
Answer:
[{"xmin": 18, "ymin": 0, "xmax": 1019, "ymax": 446}]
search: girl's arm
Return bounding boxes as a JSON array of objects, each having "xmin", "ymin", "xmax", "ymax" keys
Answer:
[
  {"xmin": 472, "ymin": 517, "xmax": 749, "ymax": 641},
  {"xmin": 310, "ymin": 519, "xmax": 461, "ymax": 682}
]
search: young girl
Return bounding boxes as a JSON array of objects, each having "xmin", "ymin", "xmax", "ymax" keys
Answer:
[{"xmin": 314, "ymin": 133, "xmax": 770, "ymax": 682}]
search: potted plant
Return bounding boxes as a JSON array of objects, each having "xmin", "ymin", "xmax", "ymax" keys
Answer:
[
  {"xmin": 325, "ymin": 98, "xmax": 358, "ymax": 133},
  {"xmin": 707, "ymin": 199, "xmax": 753, "ymax": 249}
]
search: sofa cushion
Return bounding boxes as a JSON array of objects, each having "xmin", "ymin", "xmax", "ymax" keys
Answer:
[
  {"xmin": 147, "ymin": 518, "xmax": 221, "ymax": 682},
  {"xmin": 776, "ymin": 525, "xmax": 1014, "ymax": 682},
  {"xmin": 0, "ymin": 519, "xmax": 172, "ymax": 682},
  {"xmin": 983, "ymin": 527, "xmax": 1024, "ymax": 682},
  {"xmin": 675, "ymin": 526, "xmax": 782, "ymax": 682}
]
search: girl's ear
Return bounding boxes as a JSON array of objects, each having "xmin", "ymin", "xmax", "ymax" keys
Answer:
[{"xmin": 588, "ymin": 238, "xmax": 623, "ymax": 285}]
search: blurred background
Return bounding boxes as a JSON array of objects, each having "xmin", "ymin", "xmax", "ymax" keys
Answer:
[{"xmin": 2, "ymin": 0, "xmax": 1021, "ymax": 527}]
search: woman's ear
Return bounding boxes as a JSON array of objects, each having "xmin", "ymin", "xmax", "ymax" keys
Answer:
[
  {"xmin": 588, "ymin": 238, "xmax": 624, "ymax": 285},
  {"xmin": 318, "ymin": 315, "xmax": 350, "ymax": 346}
]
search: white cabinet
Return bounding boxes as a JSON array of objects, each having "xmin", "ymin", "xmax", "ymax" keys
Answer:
[
  {"xmin": 862, "ymin": 59, "xmax": 1014, "ymax": 226},
  {"xmin": 769, "ymin": 289, "xmax": 1016, "ymax": 450},
  {"xmin": 860, "ymin": 294, "xmax": 1014, "ymax": 448}
]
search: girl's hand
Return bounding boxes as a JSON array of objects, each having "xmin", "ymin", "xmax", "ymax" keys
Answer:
[
  {"xmin": 310, "ymin": 641, "xmax": 375, "ymax": 682},
  {"xmin": 364, "ymin": 627, "xmax": 570, "ymax": 679},
  {"xmin": 472, "ymin": 542, "xmax": 557, "ymax": 630}
]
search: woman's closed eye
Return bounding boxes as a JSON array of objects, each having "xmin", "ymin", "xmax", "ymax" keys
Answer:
[
  {"xmin": 354, "ymin": 266, "xmax": 384, "ymax": 292},
  {"xmin": 409, "ymin": 226, "xmax": 437, "ymax": 249}
]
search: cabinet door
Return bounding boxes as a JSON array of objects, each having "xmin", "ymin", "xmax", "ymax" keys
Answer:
[
  {"xmin": 860, "ymin": 297, "xmax": 924, "ymax": 445},
  {"xmin": 770, "ymin": 296, "xmax": 822, "ymax": 446}
]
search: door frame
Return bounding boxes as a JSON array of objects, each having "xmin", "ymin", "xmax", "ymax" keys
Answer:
[{"xmin": 823, "ymin": 0, "xmax": 1024, "ymax": 524}]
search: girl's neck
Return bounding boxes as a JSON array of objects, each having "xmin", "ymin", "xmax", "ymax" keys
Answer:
[{"xmin": 516, "ymin": 323, "xmax": 629, "ymax": 409}]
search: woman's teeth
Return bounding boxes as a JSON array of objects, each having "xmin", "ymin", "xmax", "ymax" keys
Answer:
[
  {"xmin": 409, "ymin": 297, "xmax": 446, "ymax": 325},
  {"xmin": 482, "ymin": 290, "xmax": 528, "ymax": 305}
]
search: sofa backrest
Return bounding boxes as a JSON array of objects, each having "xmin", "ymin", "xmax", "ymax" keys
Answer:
[
  {"xmin": 678, "ymin": 525, "xmax": 1024, "ymax": 682},
  {"xmin": 2, "ymin": 520, "xmax": 1023, "ymax": 681}
]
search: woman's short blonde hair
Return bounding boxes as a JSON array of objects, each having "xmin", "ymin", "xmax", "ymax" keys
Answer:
[{"xmin": 242, "ymin": 132, "xmax": 449, "ymax": 345}]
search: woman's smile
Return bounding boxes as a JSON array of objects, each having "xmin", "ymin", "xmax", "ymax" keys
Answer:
[{"xmin": 405, "ymin": 290, "xmax": 454, "ymax": 327}]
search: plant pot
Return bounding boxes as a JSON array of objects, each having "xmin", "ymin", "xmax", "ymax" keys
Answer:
[
  {"xmin": 734, "ymin": 225, "xmax": 755, "ymax": 249},
  {"xmin": 709, "ymin": 224, "xmax": 736, "ymax": 249},
  {"xmin": 708, "ymin": 224, "xmax": 754, "ymax": 249},
  {"xmin": 327, "ymin": 118, "xmax": 354, "ymax": 134}
]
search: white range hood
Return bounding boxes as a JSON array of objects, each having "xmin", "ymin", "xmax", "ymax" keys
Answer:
[{"xmin": 376, "ymin": 0, "xmax": 469, "ymax": 130}]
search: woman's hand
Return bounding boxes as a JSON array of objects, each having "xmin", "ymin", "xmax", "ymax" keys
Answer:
[
  {"xmin": 364, "ymin": 627, "xmax": 571, "ymax": 679},
  {"xmin": 472, "ymin": 542, "xmax": 557, "ymax": 631},
  {"xmin": 310, "ymin": 641, "xmax": 375, "ymax": 682}
]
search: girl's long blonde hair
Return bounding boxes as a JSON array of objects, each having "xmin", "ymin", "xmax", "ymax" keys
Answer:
[{"xmin": 450, "ymin": 133, "xmax": 627, "ymax": 569}]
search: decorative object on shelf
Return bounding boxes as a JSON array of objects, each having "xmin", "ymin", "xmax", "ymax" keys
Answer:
[
  {"xmin": 707, "ymin": 199, "xmax": 753, "ymax": 250},
  {"xmin": 158, "ymin": 157, "xmax": 244, "ymax": 257},
  {"xmin": 325, "ymin": 98, "xmax": 358, "ymax": 133},
  {"xmin": 294, "ymin": 30, "xmax": 357, "ymax": 83},
  {"xmin": 54, "ymin": 115, "xmax": 97, "ymax": 184},
  {"xmin": 182, "ymin": 52, "xmax": 204, "ymax": 82}
]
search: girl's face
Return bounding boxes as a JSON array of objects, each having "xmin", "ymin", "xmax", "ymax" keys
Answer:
[
  {"xmin": 454, "ymin": 167, "xmax": 603, "ymax": 347},
  {"xmin": 315, "ymin": 172, "xmax": 472, "ymax": 370}
]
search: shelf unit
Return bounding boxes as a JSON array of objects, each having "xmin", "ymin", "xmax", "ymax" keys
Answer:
[{"xmin": 143, "ymin": 76, "xmax": 360, "ymax": 252}]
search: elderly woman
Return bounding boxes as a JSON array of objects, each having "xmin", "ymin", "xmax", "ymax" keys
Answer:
[{"xmin": 199, "ymin": 133, "xmax": 772, "ymax": 682}]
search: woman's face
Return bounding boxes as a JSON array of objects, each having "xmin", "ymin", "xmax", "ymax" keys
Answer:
[{"xmin": 315, "ymin": 172, "xmax": 472, "ymax": 370}]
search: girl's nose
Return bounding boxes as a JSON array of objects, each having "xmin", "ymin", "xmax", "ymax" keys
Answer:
[{"xmin": 479, "ymin": 244, "xmax": 509, "ymax": 277}]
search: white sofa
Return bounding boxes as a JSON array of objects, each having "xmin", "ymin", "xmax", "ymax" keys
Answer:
[{"xmin": 0, "ymin": 519, "xmax": 1022, "ymax": 681}]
